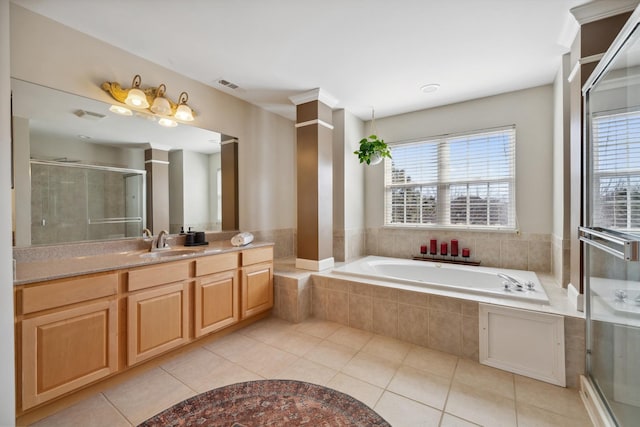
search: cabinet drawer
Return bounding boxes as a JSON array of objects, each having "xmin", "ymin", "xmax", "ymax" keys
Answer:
[
  {"xmin": 241, "ymin": 247, "xmax": 273, "ymax": 266},
  {"xmin": 21, "ymin": 273, "xmax": 118, "ymax": 315},
  {"xmin": 195, "ymin": 252, "xmax": 239, "ymax": 276},
  {"xmin": 128, "ymin": 261, "xmax": 190, "ymax": 291}
]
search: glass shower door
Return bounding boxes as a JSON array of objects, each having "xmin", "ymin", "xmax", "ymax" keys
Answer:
[
  {"xmin": 582, "ymin": 6, "xmax": 640, "ymax": 425},
  {"xmin": 581, "ymin": 228, "xmax": 640, "ymax": 426}
]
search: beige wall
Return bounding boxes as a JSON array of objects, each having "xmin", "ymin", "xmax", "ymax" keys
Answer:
[
  {"xmin": 362, "ymin": 85, "xmax": 555, "ymax": 273},
  {"xmin": 12, "ymin": 116, "xmax": 30, "ymax": 246},
  {"xmin": 9, "ymin": 4, "xmax": 296, "ymax": 233},
  {"xmin": 344, "ymin": 110, "xmax": 366, "ymax": 231},
  {"xmin": 552, "ymin": 54, "xmax": 572, "ymax": 286},
  {"xmin": 0, "ymin": 0, "xmax": 16, "ymax": 422},
  {"xmin": 365, "ymin": 85, "xmax": 554, "ymax": 235},
  {"xmin": 332, "ymin": 109, "xmax": 366, "ymax": 261}
]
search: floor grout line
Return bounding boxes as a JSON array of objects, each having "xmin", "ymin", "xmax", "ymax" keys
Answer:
[
  {"xmin": 101, "ymin": 391, "xmax": 135, "ymax": 427},
  {"xmin": 30, "ymin": 316, "xmax": 589, "ymax": 427}
]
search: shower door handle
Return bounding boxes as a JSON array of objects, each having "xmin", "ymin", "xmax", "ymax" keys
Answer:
[{"xmin": 579, "ymin": 226, "xmax": 640, "ymax": 261}]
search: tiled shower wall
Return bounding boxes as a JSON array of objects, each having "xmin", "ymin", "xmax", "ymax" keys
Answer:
[
  {"xmin": 31, "ymin": 163, "xmax": 141, "ymax": 245},
  {"xmin": 365, "ymin": 228, "xmax": 552, "ymax": 273}
]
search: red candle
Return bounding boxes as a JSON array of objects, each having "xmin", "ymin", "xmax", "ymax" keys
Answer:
[
  {"xmin": 430, "ymin": 239, "xmax": 437, "ymax": 255},
  {"xmin": 451, "ymin": 239, "xmax": 459, "ymax": 257},
  {"xmin": 420, "ymin": 245, "xmax": 427, "ymax": 254},
  {"xmin": 462, "ymin": 248, "xmax": 470, "ymax": 258},
  {"xmin": 440, "ymin": 242, "xmax": 448, "ymax": 256}
]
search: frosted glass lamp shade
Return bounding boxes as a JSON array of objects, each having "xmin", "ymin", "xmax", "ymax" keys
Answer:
[
  {"xmin": 175, "ymin": 104, "xmax": 194, "ymax": 121},
  {"xmin": 150, "ymin": 96, "xmax": 172, "ymax": 116},
  {"xmin": 125, "ymin": 88, "xmax": 149, "ymax": 108}
]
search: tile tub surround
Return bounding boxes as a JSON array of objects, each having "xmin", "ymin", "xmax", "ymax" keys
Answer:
[
  {"xmin": 272, "ymin": 265, "xmax": 586, "ymax": 389},
  {"xmin": 272, "ymin": 264, "xmax": 312, "ymax": 323},
  {"xmin": 366, "ymin": 228, "xmax": 552, "ymax": 274},
  {"xmin": 311, "ymin": 274, "xmax": 482, "ymax": 360},
  {"xmin": 27, "ymin": 317, "xmax": 592, "ymax": 427},
  {"xmin": 333, "ymin": 228, "xmax": 366, "ymax": 262}
]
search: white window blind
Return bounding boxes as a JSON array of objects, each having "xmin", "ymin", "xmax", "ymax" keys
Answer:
[
  {"xmin": 592, "ymin": 110, "xmax": 640, "ymax": 229},
  {"xmin": 384, "ymin": 126, "xmax": 516, "ymax": 229}
]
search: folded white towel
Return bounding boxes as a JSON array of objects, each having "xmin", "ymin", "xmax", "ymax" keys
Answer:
[{"xmin": 231, "ymin": 232, "xmax": 254, "ymax": 247}]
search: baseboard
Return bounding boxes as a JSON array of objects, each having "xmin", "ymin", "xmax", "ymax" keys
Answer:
[{"xmin": 580, "ymin": 375, "xmax": 615, "ymax": 427}]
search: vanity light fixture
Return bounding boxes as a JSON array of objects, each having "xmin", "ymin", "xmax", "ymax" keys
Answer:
[
  {"xmin": 174, "ymin": 92, "xmax": 194, "ymax": 121},
  {"xmin": 101, "ymin": 75, "xmax": 196, "ymax": 126},
  {"xmin": 124, "ymin": 75, "xmax": 150, "ymax": 108}
]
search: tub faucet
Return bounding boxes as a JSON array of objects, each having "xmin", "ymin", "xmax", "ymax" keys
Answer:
[{"xmin": 498, "ymin": 273, "xmax": 524, "ymax": 291}]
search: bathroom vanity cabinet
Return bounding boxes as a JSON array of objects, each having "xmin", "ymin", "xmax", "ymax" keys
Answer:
[{"xmin": 14, "ymin": 245, "xmax": 273, "ymax": 413}]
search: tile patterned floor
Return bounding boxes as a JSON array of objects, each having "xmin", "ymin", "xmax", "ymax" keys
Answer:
[{"xmin": 30, "ymin": 316, "xmax": 592, "ymax": 427}]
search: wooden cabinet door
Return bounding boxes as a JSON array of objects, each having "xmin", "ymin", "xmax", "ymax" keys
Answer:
[
  {"xmin": 241, "ymin": 262, "xmax": 273, "ymax": 319},
  {"xmin": 127, "ymin": 282, "xmax": 189, "ymax": 366},
  {"xmin": 21, "ymin": 299, "xmax": 118, "ymax": 410},
  {"xmin": 194, "ymin": 270, "xmax": 239, "ymax": 337}
]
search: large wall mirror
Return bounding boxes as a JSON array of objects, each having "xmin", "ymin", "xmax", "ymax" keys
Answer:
[{"xmin": 11, "ymin": 78, "xmax": 239, "ymax": 247}]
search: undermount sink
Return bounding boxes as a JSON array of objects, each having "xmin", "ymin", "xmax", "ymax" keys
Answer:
[{"xmin": 139, "ymin": 248, "xmax": 202, "ymax": 258}]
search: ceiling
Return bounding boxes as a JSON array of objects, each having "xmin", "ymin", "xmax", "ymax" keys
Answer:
[{"xmin": 13, "ymin": 0, "xmax": 595, "ymax": 121}]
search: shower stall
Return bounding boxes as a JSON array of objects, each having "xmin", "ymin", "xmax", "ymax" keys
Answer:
[
  {"xmin": 30, "ymin": 160, "xmax": 146, "ymax": 245},
  {"xmin": 581, "ymin": 6, "xmax": 640, "ymax": 426}
]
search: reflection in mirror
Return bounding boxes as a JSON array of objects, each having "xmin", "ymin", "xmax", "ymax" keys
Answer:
[
  {"xmin": 11, "ymin": 78, "xmax": 238, "ymax": 247},
  {"xmin": 30, "ymin": 160, "xmax": 146, "ymax": 245}
]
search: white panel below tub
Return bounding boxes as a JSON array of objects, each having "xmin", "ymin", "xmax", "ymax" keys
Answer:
[{"xmin": 479, "ymin": 303, "xmax": 566, "ymax": 386}]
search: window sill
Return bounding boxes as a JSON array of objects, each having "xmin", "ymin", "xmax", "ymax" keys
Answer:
[{"xmin": 382, "ymin": 224, "xmax": 520, "ymax": 234}]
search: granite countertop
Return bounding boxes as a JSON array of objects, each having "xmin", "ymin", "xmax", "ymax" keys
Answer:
[{"xmin": 14, "ymin": 241, "xmax": 274, "ymax": 286}]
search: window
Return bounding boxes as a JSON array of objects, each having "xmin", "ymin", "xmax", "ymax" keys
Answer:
[
  {"xmin": 384, "ymin": 126, "xmax": 516, "ymax": 229},
  {"xmin": 592, "ymin": 110, "xmax": 640, "ymax": 230}
]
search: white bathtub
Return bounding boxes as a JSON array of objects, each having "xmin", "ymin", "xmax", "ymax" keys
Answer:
[{"xmin": 331, "ymin": 256, "xmax": 549, "ymax": 304}]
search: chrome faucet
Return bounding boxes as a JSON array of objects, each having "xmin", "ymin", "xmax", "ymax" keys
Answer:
[
  {"xmin": 498, "ymin": 273, "xmax": 535, "ymax": 291},
  {"xmin": 498, "ymin": 273, "xmax": 523, "ymax": 291},
  {"xmin": 148, "ymin": 230, "xmax": 170, "ymax": 251},
  {"xmin": 142, "ymin": 228, "xmax": 152, "ymax": 238}
]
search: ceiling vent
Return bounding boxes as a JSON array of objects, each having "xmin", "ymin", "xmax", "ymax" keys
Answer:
[
  {"xmin": 74, "ymin": 109, "xmax": 106, "ymax": 121},
  {"xmin": 217, "ymin": 79, "xmax": 239, "ymax": 90}
]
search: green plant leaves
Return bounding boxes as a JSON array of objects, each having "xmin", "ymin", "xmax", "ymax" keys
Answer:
[{"xmin": 354, "ymin": 135, "xmax": 392, "ymax": 164}]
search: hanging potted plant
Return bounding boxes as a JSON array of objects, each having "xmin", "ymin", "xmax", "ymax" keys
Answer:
[
  {"xmin": 354, "ymin": 134, "xmax": 391, "ymax": 165},
  {"xmin": 354, "ymin": 108, "xmax": 391, "ymax": 165}
]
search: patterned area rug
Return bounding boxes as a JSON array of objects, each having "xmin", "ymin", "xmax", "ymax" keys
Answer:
[{"xmin": 137, "ymin": 379, "xmax": 390, "ymax": 427}]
